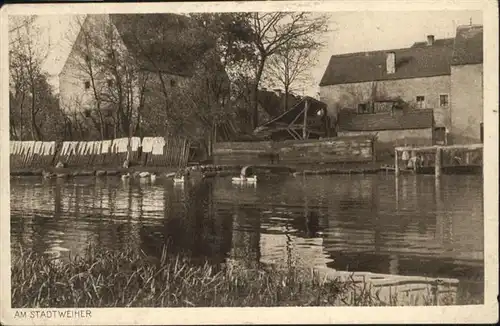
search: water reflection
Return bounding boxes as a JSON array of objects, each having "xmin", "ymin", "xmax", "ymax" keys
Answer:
[{"xmin": 11, "ymin": 174, "xmax": 483, "ymax": 299}]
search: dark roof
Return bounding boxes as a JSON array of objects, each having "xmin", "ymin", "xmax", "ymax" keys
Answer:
[
  {"xmin": 257, "ymin": 89, "xmax": 300, "ymax": 118},
  {"xmin": 411, "ymin": 38, "xmax": 454, "ymax": 48},
  {"xmin": 109, "ymin": 14, "xmax": 207, "ymax": 77},
  {"xmin": 254, "ymin": 97, "xmax": 327, "ymax": 133},
  {"xmin": 319, "ymin": 38, "xmax": 454, "ymax": 86},
  {"xmin": 451, "ymin": 25, "xmax": 483, "ymax": 65},
  {"xmin": 337, "ymin": 109, "xmax": 434, "ymax": 131}
]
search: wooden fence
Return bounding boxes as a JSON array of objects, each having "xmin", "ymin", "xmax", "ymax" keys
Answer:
[
  {"xmin": 10, "ymin": 136, "xmax": 190, "ymax": 170},
  {"xmin": 140, "ymin": 137, "xmax": 190, "ymax": 168},
  {"xmin": 213, "ymin": 136, "xmax": 375, "ymax": 166}
]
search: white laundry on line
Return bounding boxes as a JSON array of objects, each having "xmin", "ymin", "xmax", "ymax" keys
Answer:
[
  {"xmin": 142, "ymin": 137, "xmax": 154, "ymax": 153},
  {"xmin": 92, "ymin": 141, "xmax": 98, "ymax": 155},
  {"xmin": 34, "ymin": 142, "xmax": 42, "ymax": 155},
  {"xmin": 152, "ymin": 138, "xmax": 165, "ymax": 155},
  {"xmin": 77, "ymin": 142, "xmax": 85, "ymax": 155},
  {"xmin": 82, "ymin": 142, "xmax": 90, "ymax": 156},
  {"xmin": 70, "ymin": 142, "xmax": 79, "ymax": 155},
  {"xmin": 25, "ymin": 141, "xmax": 35, "ymax": 155},
  {"xmin": 40, "ymin": 142, "xmax": 48, "ymax": 156},
  {"xmin": 119, "ymin": 138, "xmax": 129, "ymax": 153},
  {"xmin": 102, "ymin": 140, "xmax": 112, "ymax": 154},
  {"xmin": 130, "ymin": 137, "xmax": 141, "ymax": 152},
  {"xmin": 95, "ymin": 141, "xmax": 103, "ymax": 155},
  {"xmin": 60, "ymin": 142, "xmax": 68, "ymax": 156}
]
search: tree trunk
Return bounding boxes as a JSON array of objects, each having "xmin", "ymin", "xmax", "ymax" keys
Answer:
[
  {"xmin": 284, "ymin": 84, "xmax": 289, "ymax": 114},
  {"xmin": 30, "ymin": 85, "xmax": 42, "ymax": 141},
  {"xmin": 252, "ymin": 58, "xmax": 266, "ymax": 129}
]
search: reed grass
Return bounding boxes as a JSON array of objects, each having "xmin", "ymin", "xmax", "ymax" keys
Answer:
[{"xmin": 11, "ymin": 245, "xmax": 469, "ymax": 308}]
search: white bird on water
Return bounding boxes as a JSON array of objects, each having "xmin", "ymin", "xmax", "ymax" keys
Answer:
[
  {"xmin": 173, "ymin": 175, "xmax": 184, "ymax": 183},
  {"xmin": 232, "ymin": 166, "xmax": 257, "ymax": 183}
]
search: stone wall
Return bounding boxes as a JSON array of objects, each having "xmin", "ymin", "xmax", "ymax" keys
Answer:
[{"xmin": 320, "ymin": 75, "xmax": 451, "ymax": 130}]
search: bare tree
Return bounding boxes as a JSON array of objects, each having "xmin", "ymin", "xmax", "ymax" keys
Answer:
[
  {"xmin": 66, "ymin": 15, "xmax": 143, "ymax": 140},
  {"xmin": 265, "ymin": 36, "xmax": 323, "ymax": 112},
  {"xmin": 247, "ymin": 12, "xmax": 330, "ymax": 128},
  {"xmin": 9, "ymin": 15, "xmax": 63, "ymax": 141}
]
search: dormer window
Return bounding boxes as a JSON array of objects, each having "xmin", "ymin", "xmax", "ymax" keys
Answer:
[
  {"xmin": 84, "ymin": 81, "xmax": 91, "ymax": 89},
  {"xmin": 170, "ymin": 79, "xmax": 177, "ymax": 87}
]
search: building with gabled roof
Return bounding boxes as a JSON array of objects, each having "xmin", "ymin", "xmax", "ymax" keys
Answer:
[
  {"xmin": 319, "ymin": 24, "xmax": 483, "ymax": 145},
  {"xmin": 58, "ymin": 13, "xmax": 223, "ymax": 140}
]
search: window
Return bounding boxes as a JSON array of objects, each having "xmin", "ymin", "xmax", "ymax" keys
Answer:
[
  {"xmin": 84, "ymin": 81, "xmax": 91, "ymax": 89},
  {"xmin": 84, "ymin": 109, "xmax": 91, "ymax": 118},
  {"xmin": 439, "ymin": 94, "xmax": 449, "ymax": 107},
  {"xmin": 107, "ymin": 52, "xmax": 113, "ymax": 59},
  {"xmin": 416, "ymin": 96, "xmax": 425, "ymax": 108},
  {"xmin": 434, "ymin": 127, "xmax": 447, "ymax": 145},
  {"xmin": 357, "ymin": 103, "xmax": 370, "ymax": 114},
  {"xmin": 107, "ymin": 79, "xmax": 114, "ymax": 87},
  {"xmin": 170, "ymin": 79, "xmax": 177, "ymax": 87}
]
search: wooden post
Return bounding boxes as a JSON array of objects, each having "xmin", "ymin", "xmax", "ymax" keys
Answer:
[
  {"xmin": 395, "ymin": 148, "xmax": 400, "ymax": 176},
  {"xmin": 435, "ymin": 147, "xmax": 442, "ymax": 178},
  {"xmin": 302, "ymin": 99, "xmax": 309, "ymax": 140}
]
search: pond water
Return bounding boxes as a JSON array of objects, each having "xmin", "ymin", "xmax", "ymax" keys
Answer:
[{"xmin": 10, "ymin": 173, "xmax": 484, "ymax": 302}]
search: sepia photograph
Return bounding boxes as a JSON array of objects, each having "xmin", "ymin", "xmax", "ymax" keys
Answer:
[{"xmin": 0, "ymin": 1, "xmax": 498, "ymax": 325}]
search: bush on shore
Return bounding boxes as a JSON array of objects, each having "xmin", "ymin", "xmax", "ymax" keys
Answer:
[{"xmin": 11, "ymin": 245, "xmax": 463, "ymax": 308}]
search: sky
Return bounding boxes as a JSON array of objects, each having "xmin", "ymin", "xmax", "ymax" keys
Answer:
[{"xmin": 31, "ymin": 10, "xmax": 483, "ymax": 96}]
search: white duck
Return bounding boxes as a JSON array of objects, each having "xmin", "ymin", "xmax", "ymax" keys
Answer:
[
  {"xmin": 173, "ymin": 175, "xmax": 184, "ymax": 183},
  {"xmin": 232, "ymin": 166, "xmax": 257, "ymax": 183},
  {"xmin": 121, "ymin": 172, "xmax": 131, "ymax": 181},
  {"xmin": 150, "ymin": 173, "xmax": 157, "ymax": 182}
]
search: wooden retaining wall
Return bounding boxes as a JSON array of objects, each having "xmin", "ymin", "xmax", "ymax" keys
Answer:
[
  {"xmin": 10, "ymin": 136, "xmax": 190, "ymax": 170},
  {"xmin": 213, "ymin": 136, "xmax": 374, "ymax": 166}
]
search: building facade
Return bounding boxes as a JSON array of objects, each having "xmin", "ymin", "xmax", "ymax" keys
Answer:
[
  {"xmin": 320, "ymin": 25, "xmax": 483, "ymax": 145},
  {"xmin": 450, "ymin": 25, "xmax": 484, "ymax": 144}
]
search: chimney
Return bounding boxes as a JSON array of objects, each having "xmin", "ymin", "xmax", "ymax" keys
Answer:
[
  {"xmin": 426, "ymin": 35, "xmax": 435, "ymax": 46},
  {"xmin": 273, "ymin": 88, "xmax": 282, "ymax": 97},
  {"xmin": 386, "ymin": 52, "xmax": 395, "ymax": 74}
]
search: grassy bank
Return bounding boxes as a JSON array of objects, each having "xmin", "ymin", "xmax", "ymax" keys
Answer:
[{"xmin": 11, "ymin": 245, "xmax": 470, "ymax": 308}]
